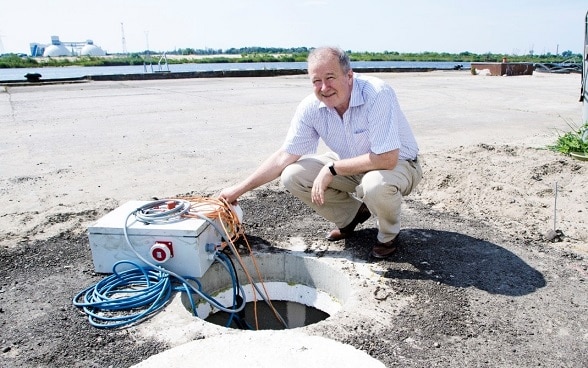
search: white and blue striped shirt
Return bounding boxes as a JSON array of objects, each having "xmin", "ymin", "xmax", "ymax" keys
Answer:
[{"xmin": 282, "ymin": 74, "xmax": 419, "ymax": 161}]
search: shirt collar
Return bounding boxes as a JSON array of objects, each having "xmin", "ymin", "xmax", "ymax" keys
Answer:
[{"xmin": 348, "ymin": 76, "xmax": 365, "ymax": 108}]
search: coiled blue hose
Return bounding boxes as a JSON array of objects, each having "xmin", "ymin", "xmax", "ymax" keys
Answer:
[
  {"xmin": 72, "ymin": 255, "xmax": 245, "ymax": 329},
  {"xmin": 73, "ymin": 260, "xmax": 175, "ymax": 328},
  {"xmin": 73, "ymin": 199, "xmax": 283, "ymax": 329}
]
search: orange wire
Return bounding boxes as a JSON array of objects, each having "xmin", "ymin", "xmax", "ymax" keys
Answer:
[{"xmin": 176, "ymin": 195, "xmax": 283, "ymax": 329}]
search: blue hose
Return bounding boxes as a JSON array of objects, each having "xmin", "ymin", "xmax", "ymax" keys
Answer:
[
  {"xmin": 72, "ymin": 199, "xmax": 272, "ymax": 329},
  {"xmin": 72, "ymin": 257, "xmax": 249, "ymax": 329},
  {"xmin": 73, "ymin": 260, "xmax": 201, "ymax": 328},
  {"xmin": 215, "ymin": 252, "xmax": 252, "ymax": 329}
]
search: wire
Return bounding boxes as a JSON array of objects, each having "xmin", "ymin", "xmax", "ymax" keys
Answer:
[
  {"xmin": 74, "ymin": 196, "xmax": 288, "ymax": 329},
  {"xmin": 121, "ymin": 204, "xmax": 248, "ymax": 314},
  {"xmin": 134, "ymin": 199, "xmax": 191, "ymax": 224},
  {"xmin": 179, "ymin": 196, "xmax": 288, "ymax": 329},
  {"xmin": 180, "ymin": 196, "xmax": 243, "ymax": 243},
  {"xmin": 72, "ymin": 259, "xmax": 238, "ymax": 328},
  {"xmin": 72, "ymin": 260, "xmax": 173, "ymax": 328},
  {"xmin": 215, "ymin": 252, "xmax": 252, "ymax": 329}
]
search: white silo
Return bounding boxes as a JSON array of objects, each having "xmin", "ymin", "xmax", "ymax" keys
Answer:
[
  {"xmin": 81, "ymin": 40, "xmax": 106, "ymax": 56},
  {"xmin": 43, "ymin": 44, "xmax": 70, "ymax": 57},
  {"xmin": 42, "ymin": 36, "xmax": 70, "ymax": 57}
]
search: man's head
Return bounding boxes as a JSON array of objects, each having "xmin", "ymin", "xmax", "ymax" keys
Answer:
[{"xmin": 307, "ymin": 47, "xmax": 354, "ymax": 115}]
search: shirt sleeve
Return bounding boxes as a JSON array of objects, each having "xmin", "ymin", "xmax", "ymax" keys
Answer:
[{"xmin": 281, "ymin": 95, "xmax": 320, "ymax": 155}]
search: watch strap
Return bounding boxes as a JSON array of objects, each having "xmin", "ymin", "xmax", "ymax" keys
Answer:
[{"xmin": 328, "ymin": 162, "xmax": 337, "ymax": 176}]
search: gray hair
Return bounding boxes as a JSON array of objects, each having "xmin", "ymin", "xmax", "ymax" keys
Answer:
[{"xmin": 308, "ymin": 46, "xmax": 351, "ymax": 74}]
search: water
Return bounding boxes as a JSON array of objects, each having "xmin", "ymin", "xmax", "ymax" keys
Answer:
[
  {"xmin": 205, "ymin": 300, "xmax": 330, "ymax": 330},
  {"xmin": 0, "ymin": 61, "xmax": 469, "ymax": 82}
]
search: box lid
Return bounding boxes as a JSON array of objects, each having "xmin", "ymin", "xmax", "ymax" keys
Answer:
[{"xmin": 88, "ymin": 200, "xmax": 211, "ymax": 237}]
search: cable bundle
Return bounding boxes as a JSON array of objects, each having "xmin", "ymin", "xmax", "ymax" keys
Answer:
[
  {"xmin": 73, "ymin": 196, "xmax": 287, "ymax": 330},
  {"xmin": 134, "ymin": 199, "xmax": 191, "ymax": 224},
  {"xmin": 72, "ymin": 261, "xmax": 174, "ymax": 328},
  {"xmin": 180, "ymin": 196, "xmax": 243, "ymax": 244},
  {"xmin": 179, "ymin": 196, "xmax": 287, "ymax": 329}
]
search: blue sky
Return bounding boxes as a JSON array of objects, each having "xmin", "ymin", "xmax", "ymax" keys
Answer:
[{"xmin": 1, "ymin": 0, "xmax": 586, "ymax": 55}]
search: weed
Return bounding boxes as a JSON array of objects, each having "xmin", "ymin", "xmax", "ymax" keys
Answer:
[{"xmin": 548, "ymin": 120, "xmax": 588, "ymax": 155}]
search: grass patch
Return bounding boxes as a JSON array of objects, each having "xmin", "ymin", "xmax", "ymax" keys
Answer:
[{"xmin": 548, "ymin": 120, "xmax": 588, "ymax": 155}]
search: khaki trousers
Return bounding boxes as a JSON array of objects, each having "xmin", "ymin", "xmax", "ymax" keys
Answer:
[{"xmin": 281, "ymin": 152, "xmax": 422, "ymax": 243}]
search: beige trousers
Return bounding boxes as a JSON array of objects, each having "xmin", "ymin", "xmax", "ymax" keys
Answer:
[{"xmin": 281, "ymin": 152, "xmax": 422, "ymax": 243}]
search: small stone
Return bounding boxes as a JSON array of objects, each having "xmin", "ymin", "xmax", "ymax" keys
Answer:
[{"xmin": 544, "ymin": 229, "xmax": 564, "ymax": 242}]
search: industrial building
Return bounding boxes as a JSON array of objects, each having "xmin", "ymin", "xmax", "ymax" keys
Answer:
[{"xmin": 29, "ymin": 36, "xmax": 106, "ymax": 57}]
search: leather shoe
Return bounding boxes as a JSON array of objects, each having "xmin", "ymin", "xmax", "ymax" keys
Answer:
[
  {"xmin": 326, "ymin": 203, "xmax": 371, "ymax": 241},
  {"xmin": 371, "ymin": 236, "xmax": 400, "ymax": 259}
]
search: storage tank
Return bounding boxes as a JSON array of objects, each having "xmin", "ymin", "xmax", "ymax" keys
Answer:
[
  {"xmin": 43, "ymin": 44, "xmax": 70, "ymax": 57},
  {"xmin": 42, "ymin": 36, "xmax": 70, "ymax": 57},
  {"xmin": 81, "ymin": 40, "xmax": 106, "ymax": 56}
]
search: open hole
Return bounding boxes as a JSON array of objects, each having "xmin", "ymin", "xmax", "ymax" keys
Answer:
[{"xmin": 180, "ymin": 253, "xmax": 351, "ymax": 330}]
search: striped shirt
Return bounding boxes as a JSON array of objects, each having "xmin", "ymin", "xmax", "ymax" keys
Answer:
[{"xmin": 282, "ymin": 74, "xmax": 419, "ymax": 161}]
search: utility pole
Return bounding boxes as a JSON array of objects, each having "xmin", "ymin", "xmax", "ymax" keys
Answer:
[
  {"xmin": 121, "ymin": 22, "xmax": 127, "ymax": 55},
  {"xmin": 144, "ymin": 31, "xmax": 149, "ymax": 54}
]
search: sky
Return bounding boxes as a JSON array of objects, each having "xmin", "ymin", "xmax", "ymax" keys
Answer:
[{"xmin": 0, "ymin": 0, "xmax": 587, "ymax": 56}]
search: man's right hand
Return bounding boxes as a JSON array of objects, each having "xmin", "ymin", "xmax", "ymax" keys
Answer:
[
  {"xmin": 218, "ymin": 186, "xmax": 241, "ymax": 205},
  {"xmin": 311, "ymin": 164, "xmax": 335, "ymax": 206}
]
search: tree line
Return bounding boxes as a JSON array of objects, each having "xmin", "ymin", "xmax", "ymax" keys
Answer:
[{"xmin": 0, "ymin": 46, "xmax": 582, "ymax": 69}]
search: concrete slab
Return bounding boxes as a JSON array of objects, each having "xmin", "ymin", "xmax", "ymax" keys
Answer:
[
  {"xmin": 0, "ymin": 71, "xmax": 580, "ymax": 212},
  {"xmin": 131, "ymin": 331, "xmax": 385, "ymax": 368}
]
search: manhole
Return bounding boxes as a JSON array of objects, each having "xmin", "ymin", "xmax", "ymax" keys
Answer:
[{"xmin": 180, "ymin": 252, "xmax": 351, "ymax": 330}]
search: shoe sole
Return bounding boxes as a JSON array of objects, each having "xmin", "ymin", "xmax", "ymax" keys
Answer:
[
  {"xmin": 371, "ymin": 236, "xmax": 400, "ymax": 258},
  {"xmin": 370, "ymin": 247, "xmax": 397, "ymax": 259}
]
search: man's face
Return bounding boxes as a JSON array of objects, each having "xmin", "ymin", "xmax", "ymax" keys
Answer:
[{"xmin": 308, "ymin": 55, "xmax": 353, "ymax": 114}]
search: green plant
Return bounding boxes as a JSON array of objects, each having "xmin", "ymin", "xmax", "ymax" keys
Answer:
[
  {"xmin": 0, "ymin": 54, "xmax": 39, "ymax": 68},
  {"xmin": 548, "ymin": 121, "xmax": 588, "ymax": 154}
]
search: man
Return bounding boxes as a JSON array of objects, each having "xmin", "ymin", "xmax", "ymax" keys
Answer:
[{"xmin": 219, "ymin": 46, "xmax": 422, "ymax": 258}]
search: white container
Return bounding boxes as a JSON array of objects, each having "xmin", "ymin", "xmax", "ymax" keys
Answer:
[{"xmin": 88, "ymin": 201, "xmax": 221, "ymax": 278}]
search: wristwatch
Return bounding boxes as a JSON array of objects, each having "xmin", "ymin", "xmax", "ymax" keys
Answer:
[{"xmin": 327, "ymin": 161, "xmax": 337, "ymax": 176}]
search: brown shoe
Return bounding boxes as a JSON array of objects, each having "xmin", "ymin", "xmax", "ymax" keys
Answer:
[
  {"xmin": 371, "ymin": 236, "xmax": 399, "ymax": 259},
  {"xmin": 326, "ymin": 203, "xmax": 371, "ymax": 241}
]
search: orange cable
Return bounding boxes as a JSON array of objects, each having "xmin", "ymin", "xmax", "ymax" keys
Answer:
[{"xmin": 176, "ymin": 195, "xmax": 284, "ymax": 329}]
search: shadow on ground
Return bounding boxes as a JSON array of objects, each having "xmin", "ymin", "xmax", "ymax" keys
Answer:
[{"xmin": 378, "ymin": 228, "xmax": 546, "ymax": 296}]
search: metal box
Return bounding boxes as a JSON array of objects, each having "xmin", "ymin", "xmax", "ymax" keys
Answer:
[{"xmin": 88, "ymin": 200, "xmax": 220, "ymax": 278}]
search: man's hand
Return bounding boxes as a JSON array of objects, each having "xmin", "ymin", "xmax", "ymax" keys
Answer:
[
  {"xmin": 217, "ymin": 149, "xmax": 302, "ymax": 206},
  {"xmin": 218, "ymin": 186, "xmax": 241, "ymax": 205},
  {"xmin": 311, "ymin": 165, "xmax": 334, "ymax": 206}
]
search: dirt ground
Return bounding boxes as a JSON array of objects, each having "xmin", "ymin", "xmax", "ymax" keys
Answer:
[
  {"xmin": 1, "ymin": 73, "xmax": 587, "ymax": 367},
  {"xmin": 1, "ymin": 147, "xmax": 587, "ymax": 368}
]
